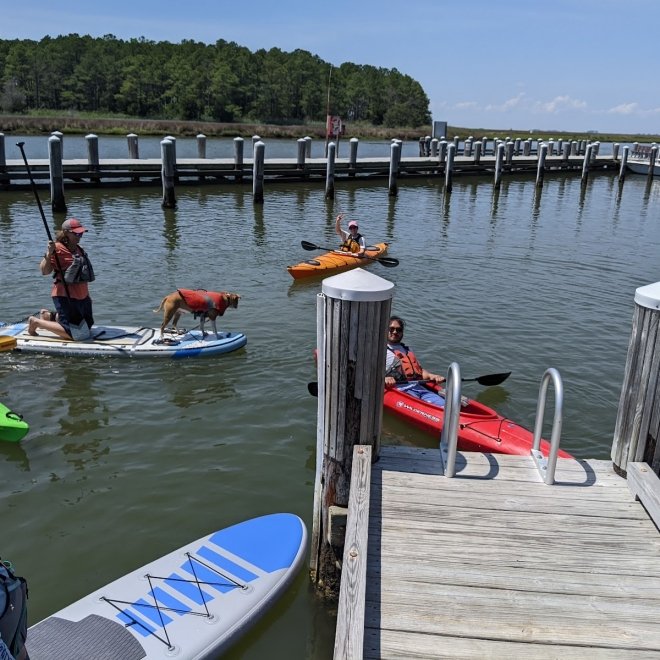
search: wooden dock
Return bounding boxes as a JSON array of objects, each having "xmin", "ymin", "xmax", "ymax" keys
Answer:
[
  {"xmin": 335, "ymin": 446, "xmax": 660, "ymax": 659},
  {"xmin": 0, "ymin": 153, "xmax": 618, "ymax": 190}
]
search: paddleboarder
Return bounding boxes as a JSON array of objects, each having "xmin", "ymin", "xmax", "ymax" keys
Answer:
[
  {"xmin": 27, "ymin": 218, "xmax": 96, "ymax": 341},
  {"xmin": 335, "ymin": 213, "xmax": 366, "ymax": 256},
  {"xmin": 385, "ymin": 315, "xmax": 446, "ymax": 406}
]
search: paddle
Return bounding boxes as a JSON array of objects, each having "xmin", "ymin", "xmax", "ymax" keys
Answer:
[
  {"xmin": 307, "ymin": 371, "xmax": 511, "ymax": 397},
  {"xmin": 0, "ymin": 336, "xmax": 17, "ymax": 352},
  {"xmin": 301, "ymin": 240, "xmax": 399, "ymax": 267},
  {"xmin": 17, "ymin": 141, "xmax": 88, "ymax": 331}
]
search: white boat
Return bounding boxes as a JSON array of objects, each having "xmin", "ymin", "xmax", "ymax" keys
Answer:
[{"xmin": 626, "ymin": 144, "xmax": 660, "ymax": 176}]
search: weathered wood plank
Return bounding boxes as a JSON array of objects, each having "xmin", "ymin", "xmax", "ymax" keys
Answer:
[
  {"xmin": 334, "ymin": 445, "xmax": 371, "ymax": 660},
  {"xmin": 628, "ymin": 461, "xmax": 660, "ymax": 527}
]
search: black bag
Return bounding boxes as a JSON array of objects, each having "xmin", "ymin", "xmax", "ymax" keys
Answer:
[{"xmin": 0, "ymin": 560, "xmax": 28, "ymax": 658}]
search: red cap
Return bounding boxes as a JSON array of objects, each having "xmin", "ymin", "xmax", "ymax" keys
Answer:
[{"xmin": 62, "ymin": 218, "xmax": 87, "ymax": 234}]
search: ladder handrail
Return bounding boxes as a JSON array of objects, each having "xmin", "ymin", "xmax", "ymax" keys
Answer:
[
  {"xmin": 440, "ymin": 362, "xmax": 461, "ymax": 478},
  {"xmin": 531, "ymin": 367, "xmax": 564, "ymax": 485}
]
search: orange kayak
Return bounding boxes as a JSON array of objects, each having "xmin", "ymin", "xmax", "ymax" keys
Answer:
[{"xmin": 287, "ymin": 242, "xmax": 389, "ymax": 279}]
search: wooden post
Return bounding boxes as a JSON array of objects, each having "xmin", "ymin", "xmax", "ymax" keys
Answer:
[
  {"xmin": 611, "ymin": 282, "xmax": 660, "ymax": 476},
  {"xmin": 648, "ymin": 146, "xmax": 658, "ymax": 183},
  {"xmin": 438, "ymin": 140, "xmax": 447, "ymax": 164},
  {"xmin": 48, "ymin": 135, "xmax": 66, "ymax": 213},
  {"xmin": 619, "ymin": 145, "xmax": 629, "ymax": 179},
  {"xmin": 196, "ymin": 134, "xmax": 206, "ymax": 158},
  {"xmin": 160, "ymin": 138, "xmax": 176, "ymax": 209},
  {"xmin": 563, "ymin": 140, "xmax": 571, "ymax": 161},
  {"xmin": 424, "ymin": 136, "xmax": 431, "ymax": 156},
  {"xmin": 523, "ymin": 139, "xmax": 531, "ymax": 157},
  {"xmin": 304, "ymin": 136, "xmax": 312, "ymax": 157},
  {"xmin": 0, "ymin": 133, "xmax": 8, "ymax": 187},
  {"xmin": 613, "ymin": 143, "xmax": 620, "ymax": 161},
  {"xmin": 349, "ymin": 138, "xmax": 358, "ymax": 176},
  {"xmin": 581, "ymin": 144, "xmax": 592, "ymax": 183},
  {"xmin": 165, "ymin": 135, "xmax": 177, "ymax": 183},
  {"xmin": 445, "ymin": 142, "xmax": 455, "ymax": 192},
  {"xmin": 418, "ymin": 137, "xmax": 425, "ymax": 157},
  {"xmin": 464, "ymin": 139, "xmax": 473, "ymax": 157},
  {"xmin": 233, "ymin": 137, "xmax": 244, "ymax": 182},
  {"xmin": 85, "ymin": 133, "xmax": 100, "ymax": 185},
  {"xmin": 505, "ymin": 141, "xmax": 514, "ymax": 164},
  {"xmin": 536, "ymin": 143, "xmax": 548, "ymax": 188},
  {"xmin": 310, "ymin": 268, "xmax": 394, "ymax": 597},
  {"xmin": 325, "ymin": 141, "xmax": 336, "ymax": 199},
  {"xmin": 127, "ymin": 133, "xmax": 139, "ymax": 159},
  {"xmin": 474, "ymin": 140, "xmax": 482, "ymax": 165},
  {"xmin": 548, "ymin": 139, "xmax": 555, "ymax": 156},
  {"xmin": 51, "ymin": 131, "xmax": 64, "ymax": 157},
  {"xmin": 571, "ymin": 141, "xmax": 578, "ymax": 156},
  {"xmin": 253, "ymin": 140, "xmax": 265, "ymax": 204},
  {"xmin": 514, "ymin": 138, "xmax": 521, "ymax": 155},
  {"xmin": 296, "ymin": 138, "xmax": 307, "ymax": 170},
  {"xmin": 494, "ymin": 142, "xmax": 504, "ymax": 188},
  {"xmin": 388, "ymin": 141, "xmax": 401, "ymax": 197},
  {"xmin": 252, "ymin": 135, "xmax": 261, "ymax": 149},
  {"xmin": 430, "ymin": 138, "xmax": 438, "ymax": 157}
]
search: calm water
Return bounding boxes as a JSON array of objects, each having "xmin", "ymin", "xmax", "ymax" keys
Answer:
[{"xmin": 1, "ymin": 148, "xmax": 659, "ymax": 658}]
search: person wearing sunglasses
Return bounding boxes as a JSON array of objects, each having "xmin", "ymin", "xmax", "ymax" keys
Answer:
[
  {"xmin": 27, "ymin": 218, "xmax": 96, "ymax": 341},
  {"xmin": 384, "ymin": 315, "xmax": 446, "ymax": 406},
  {"xmin": 335, "ymin": 213, "xmax": 366, "ymax": 256}
]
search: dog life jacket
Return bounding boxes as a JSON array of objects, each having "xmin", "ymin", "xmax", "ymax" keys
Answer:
[
  {"xmin": 177, "ymin": 289, "xmax": 230, "ymax": 315},
  {"xmin": 387, "ymin": 343, "xmax": 424, "ymax": 381},
  {"xmin": 340, "ymin": 232, "xmax": 363, "ymax": 254}
]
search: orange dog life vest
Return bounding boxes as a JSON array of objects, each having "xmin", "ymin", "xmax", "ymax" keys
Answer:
[{"xmin": 177, "ymin": 289, "xmax": 230, "ymax": 314}]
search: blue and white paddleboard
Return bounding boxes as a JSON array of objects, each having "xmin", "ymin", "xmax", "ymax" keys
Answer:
[
  {"xmin": 0, "ymin": 322, "xmax": 246, "ymax": 358},
  {"xmin": 27, "ymin": 513, "xmax": 307, "ymax": 659}
]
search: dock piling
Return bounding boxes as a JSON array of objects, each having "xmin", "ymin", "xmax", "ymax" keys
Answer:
[
  {"xmin": 48, "ymin": 135, "xmax": 66, "ymax": 213},
  {"xmin": 536, "ymin": 143, "xmax": 548, "ymax": 188},
  {"xmin": 127, "ymin": 133, "xmax": 139, "ymax": 159},
  {"xmin": 445, "ymin": 143, "xmax": 455, "ymax": 192},
  {"xmin": 494, "ymin": 142, "xmax": 504, "ymax": 188},
  {"xmin": 233, "ymin": 137, "xmax": 244, "ymax": 182},
  {"xmin": 252, "ymin": 140, "xmax": 265, "ymax": 204},
  {"xmin": 619, "ymin": 145, "xmax": 629, "ymax": 180},
  {"xmin": 388, "ymin": 141, "xmax": 401, "ymax": 197},
  {"xmin": 0, "ymin": 133, "xmax": 8, "ymax": 187},
  {"xmin": 85, "ymin": 134, "xmax": 100, "ymax": 185},
  {"xmin": 160, "ymin": 138, "xmax": 176, "ymax": 209},
  {"xmin": 349, "ymin": 138, "xmax": 359, "ymax": 176}
]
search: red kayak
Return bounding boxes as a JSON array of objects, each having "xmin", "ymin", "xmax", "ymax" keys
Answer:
[{"xmin": 383, "ymin": 383, "xmax": 573, "ymax": 458}]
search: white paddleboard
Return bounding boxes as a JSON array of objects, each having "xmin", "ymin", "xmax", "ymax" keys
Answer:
[
  {"xmin": 27, "ymin": 513, "xmax": 307, "ymax": 659},
  {"xmin": 0, "ymin": 322, "xmax": 246, "ymax": 359}
]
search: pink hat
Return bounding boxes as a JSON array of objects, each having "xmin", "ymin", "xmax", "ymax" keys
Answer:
[
  {"xmin": 62, "ymin": 218, "xmax": 87, "ymax": 234},
  {"xmin": 348, "ymin": 220, "xmax": 358, "ymax": 229}
]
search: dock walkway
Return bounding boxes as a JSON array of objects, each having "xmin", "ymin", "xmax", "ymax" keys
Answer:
[{"xmin": 340, "ymin": 446, "xmax": 660, "ymax": 658}]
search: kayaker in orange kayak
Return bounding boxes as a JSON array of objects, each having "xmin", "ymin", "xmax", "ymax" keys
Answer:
[
  {"xmin": 385, "ymin": 316, "xmax": 446, "ymax": 406},
  {"xmin": 335, "ymin": 214, "xmax": 366, "ymax": 255}
]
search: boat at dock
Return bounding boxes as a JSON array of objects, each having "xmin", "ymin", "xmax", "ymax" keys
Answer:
[
  {"xmin": 287, "ymin": 242, "xmax": 390, "ymax": 279},
  {"xmin": 626, "ymin": 145, "xmax": 660, "ymax": 176},
  {"xmin": 383, "ymin": 383, "xmax": 573, "ymax": 457}
]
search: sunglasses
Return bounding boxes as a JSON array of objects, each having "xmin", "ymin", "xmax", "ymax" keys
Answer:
[{"xmin": 388, "ymin": 326, "xmax": 402, "ymax": 333}]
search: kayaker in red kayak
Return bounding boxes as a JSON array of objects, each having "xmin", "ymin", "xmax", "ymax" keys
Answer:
[
  {"xmin": 335, "ymin": 214, "xmax": 366, "ymax": 256},
  {"xmin": 385, "ymin": 316, "xmax": 446, "ymax": 406}
]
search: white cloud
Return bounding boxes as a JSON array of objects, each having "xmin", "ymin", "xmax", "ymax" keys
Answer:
[
  {"xmin": 607, "ymin": 102, "xmax": 638, "ymax": 115},
  {"xmin": 455, "ymin": 101, "xmax": 479, "ymax": 110},
  {"xmin": 533, "ymin": 96, "xmax": 587, "ymax": 113},
  {"xmin": 485, "ymin": 93, "xmax": 526, "ymax": 112}
]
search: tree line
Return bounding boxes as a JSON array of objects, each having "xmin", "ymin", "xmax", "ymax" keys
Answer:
[{"xmin": 0, "ymin": 34, "xmax": 431, "ymax": 128}]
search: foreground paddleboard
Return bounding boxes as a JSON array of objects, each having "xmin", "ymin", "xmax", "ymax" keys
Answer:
[
  {"xmin": 0, "ymin": 322, "xmax": 246, "ymax": 359},
  {"xmin": 0, "ymin": 401, "xmax": 29, "ymax": 443},
  {"xmin": 28, "ymin": 513, "xmax": 307, "ymax": 659}
]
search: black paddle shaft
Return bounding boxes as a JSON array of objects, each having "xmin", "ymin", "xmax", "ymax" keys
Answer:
[{"xmin": 300, "ymin": 240, "xmax": 399, "ymax": 267}]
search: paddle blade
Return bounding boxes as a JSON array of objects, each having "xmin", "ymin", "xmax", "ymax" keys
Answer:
[
  {"xmin": 469, "ymin": 371, "xmax": 511, "ymax": 386},
  {"xmin": 307, "ymin": 382, "xmax": 319, "ymax": 397},
  {"xmin": 301, "ymin": 240, "xmax": 321, "ymax": 251},
  {"xmin": 0, "ymin": 336, "xmax": 17, "ymax": 352},
  {"xmin": 378, "ymin": 256, "xmax": 399, "ymax": 267}
]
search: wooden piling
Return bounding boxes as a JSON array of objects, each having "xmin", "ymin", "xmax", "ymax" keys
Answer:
[
  {"xmin": 233, "ymin": 137, "xmax": 244, "ymax": 182},
  {"xmin": 196, "ymin": 134, "xmax": 207, "ymax": 158},
  {"xmin": 523, "ymin": 139, "xmax": 531, "ymax": 157},
  {"xmin": 388, "ymin": 141, "xmax": 401, "ymax": 197},
  {"xmin": 581, "ymin": 144, "xmax": 592, "ymax": 183},
  {"xmin": 310, "ymin": 268, "xmax": 393, "ymax": 597},
  {"xmin": 611, "ymin": 281, "xmax": 660, "ymax": 477},
  {"xmin": 418, "ymin": 137, "xmax": 425, "ymax": 157},
  {"xmin": 127, "ymin": 133, "xmax": 139, "ymax": 159},
  {"xmin": 305, "ymin": 136, "xmax": 312, "ymax": 158},
  {"xmin": 297, "ymin": 138, "xmax": 307, "ymax": 170},
  {"xmin": 536, "ymin": 143, "xmax": 548, "ymax": 188},
  {"xmin": 325, "ymin": 141, "xmax": 336, "ymax": 199},
  {"xmin": 349, "ymin": 138, "xmax": 359, "ymax": 176},
  {"xmin": 253, "ymin": 140, "xmax": 265, "ymax": 204},
  {"xmin": 505, "ymin": 141, "xmax": 514, "ymax": 164},
  {"xmin": 85, "ymin": 134, "xmax": 100, "ymax": 185},
  {"xmin": 474, "ymin": 140, "xmax": 482, "ymax": 165},
  {"xmin": 619, "ymin": 146, "xmax": 629, "ymax": 179},
  {"xmin": 445, "ymin": 143, "xmax": 455, "ymax": 192},
  {"xmin": 430, "ymin": 138, "xmax": 438, "ymax": 157},
  {"xmin": 613, "ymin": 143, "xmax": 620, "ymax": 161},
  {"xmin": 48, "ymin": 135, "xmax": 66, "ymax": 213},
  {"xmin": 51, "ymin": 131, "xmax": 64, "ymax": 157},
  {"xmin": 438, "ymin": 140, "xmax": 447, "ymax": 164},
  {"xmin": 648, "ymin": 146, "xmax": 658, "ymax": 183},
  {"xmin": 494, "ymin": 142, "xmax": 504, "ymax": 188},
  {"xmin": 0, "ymin": 133, "xmax": 8, "ymax": 187},
  {"xmin": 160, "ymin": 138, "xmax": 176, "ymax": 209}
]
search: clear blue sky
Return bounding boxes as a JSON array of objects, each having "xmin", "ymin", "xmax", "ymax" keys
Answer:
[{"xmin": 3, "ymin": 0, "xmax": 657, "ymax": 134}]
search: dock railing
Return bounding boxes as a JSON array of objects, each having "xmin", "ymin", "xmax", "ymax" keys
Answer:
[{"xmin": 531, "ymin": 367, "xmax": 564, "ymax": 484}]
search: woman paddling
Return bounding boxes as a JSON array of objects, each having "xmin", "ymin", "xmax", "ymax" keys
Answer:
[{"xmin": 27, "ymin": 218, "xmax": 96, "ymax": 340}]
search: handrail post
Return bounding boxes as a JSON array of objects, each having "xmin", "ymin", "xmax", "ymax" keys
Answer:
[
  {"xmin": 531, "ymin": 367, "xmax": 564, "ymax": 484},
  {"xmin": 440, "ymin": 362, "xmax": 461, "ymax": 477}
]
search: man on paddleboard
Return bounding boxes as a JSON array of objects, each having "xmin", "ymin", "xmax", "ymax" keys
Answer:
[{"xmin": 385, "ymin": 316, "xmax": 446, "ymax": 406}]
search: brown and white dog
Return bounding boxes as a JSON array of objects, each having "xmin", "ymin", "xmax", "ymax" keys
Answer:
[{"xmin": 154, "ymin": 288, "xmax": 240, "ymax": 339}]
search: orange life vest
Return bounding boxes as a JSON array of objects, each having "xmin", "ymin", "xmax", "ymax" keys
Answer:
[
  {"xmin": 388, "ymin": 344, "xmax": 424, "ymax": 380},
  {"xmin": 177, "ymin": 289, "xmax": 230, "ymax": 315},
  {"xmin": 340, "ymin": 231, "xmax": 363, "ymax": 253}
]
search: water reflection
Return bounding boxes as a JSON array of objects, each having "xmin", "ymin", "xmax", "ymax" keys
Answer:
[
  {"xmin": 166, "ymin": 360, "xmax": 241, "ymax": 409},
  {"xmin": 253, "ymin": 203, "xmax": 265, "ymax": 246},
  {"xmin": 163, "ymin": 206, "xmax": 179, "ymax": 252},
  {"xmin": 0, "ymin": 441, "xmax": 30, "ymax": 472}
]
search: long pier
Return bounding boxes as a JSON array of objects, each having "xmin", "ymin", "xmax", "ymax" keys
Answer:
[{"xmin": 335, "ymin": 446, "xmax": 660, "ymax": 658}]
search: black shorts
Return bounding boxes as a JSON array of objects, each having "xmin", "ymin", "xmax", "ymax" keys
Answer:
[{"xmin": 53, "ymin": 296, "xmax": 94, "ymax": 338}]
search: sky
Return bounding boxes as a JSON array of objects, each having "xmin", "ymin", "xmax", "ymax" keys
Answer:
[{"xmin": 2, "ymin": 0, "xmax": 658, "ymax": 135}]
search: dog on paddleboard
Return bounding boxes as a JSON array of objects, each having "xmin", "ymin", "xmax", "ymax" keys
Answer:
[{"xmin": 154, "ymin": 289, "xmax": 240, "ymax": 339}]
